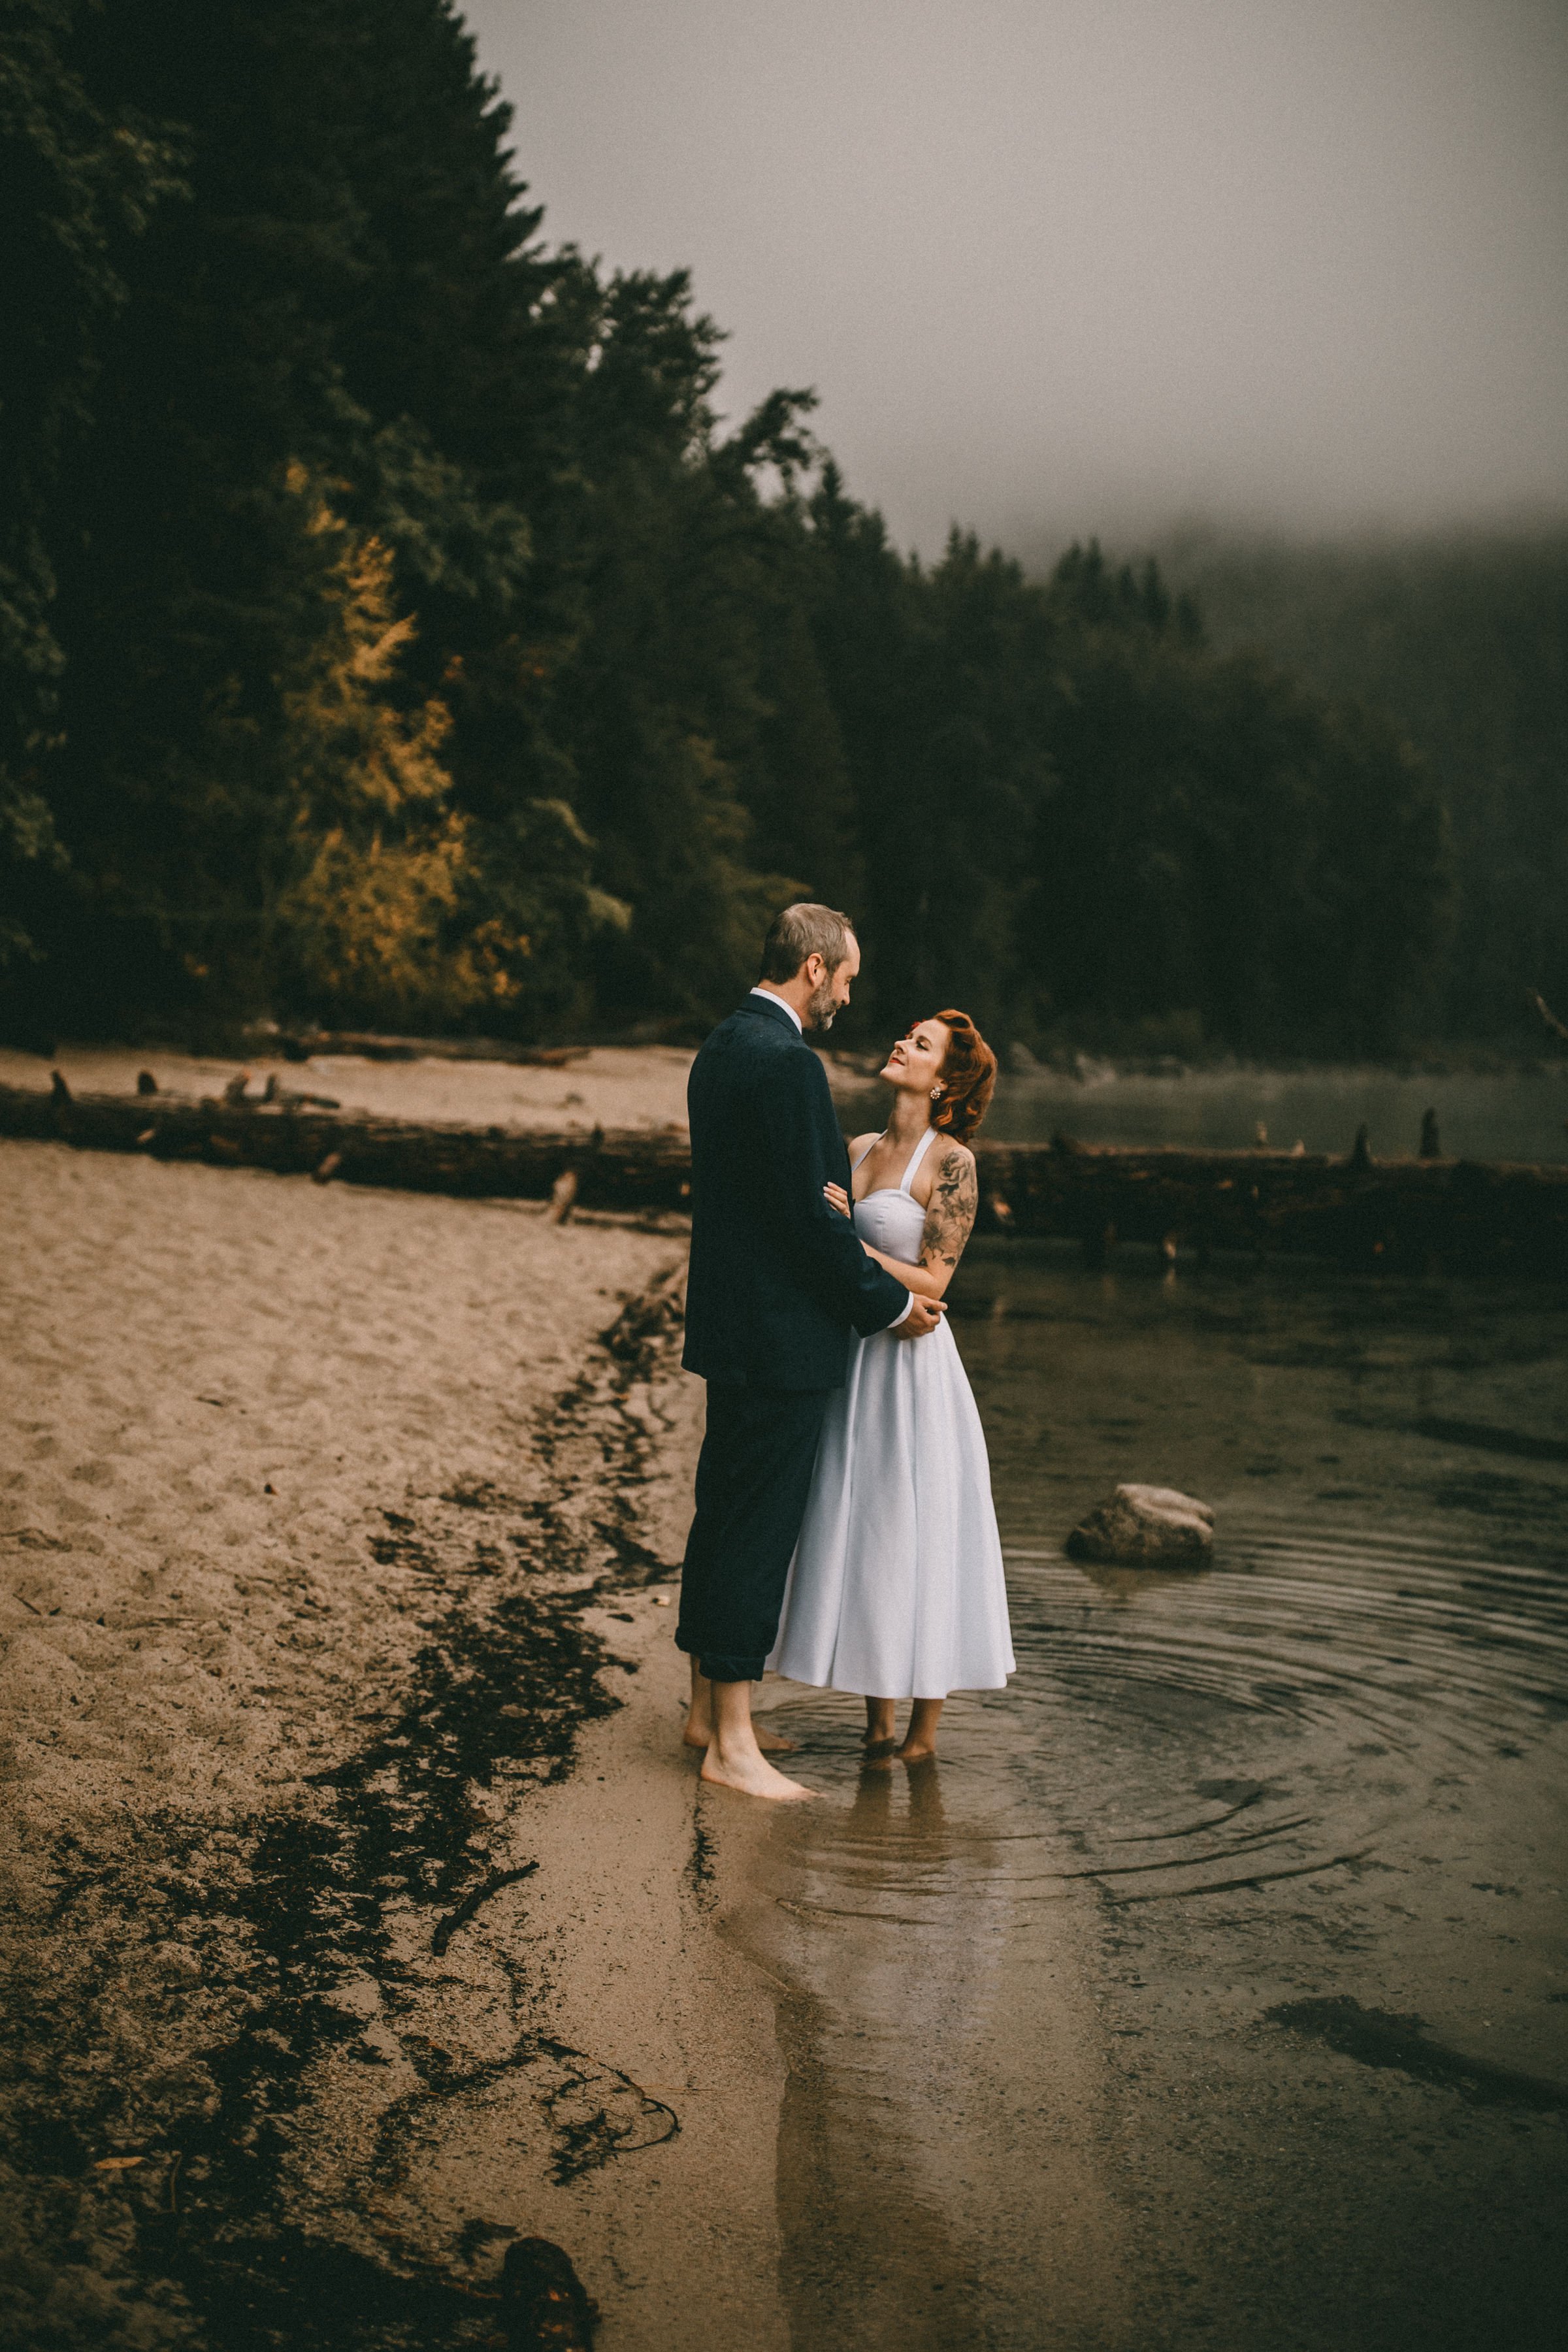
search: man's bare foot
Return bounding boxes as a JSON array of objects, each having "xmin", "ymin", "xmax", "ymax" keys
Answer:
[
  {"xmin": 683, "ymin": 1718, "xmax": 796, "ymax": 1754},
  {"xmin": 896, "ymin": 1739, "xmax": 938, "ymax": 1763},
  {"xmin": 862, "ymin": 1736, "xmax": 898, "ymax": 1759},
  {"xmin": 700, "ymin": 1749, "xmax": 813, "ymax": 1801},
  {"xmin": 683, "ymin": 1663, "xmax": 798, "ymax": 1754},
  {"xmin": 699, "ymin": 1678, "xmax": 813, "ymax": 1800}
]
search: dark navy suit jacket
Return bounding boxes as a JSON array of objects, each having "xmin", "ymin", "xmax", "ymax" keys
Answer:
[{"xmin": 681, "ymin": 994, "xmax": 911, "ymax": 1389}]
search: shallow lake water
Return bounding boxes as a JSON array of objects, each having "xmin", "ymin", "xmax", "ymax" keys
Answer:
[
  {"xmin": 837, "ymin": 1064, "xmax": 1568, "ymax": 1162},
  {"xmin": 750, "ymin": 1245, "xmax": 1568, "ymax": 2350}
]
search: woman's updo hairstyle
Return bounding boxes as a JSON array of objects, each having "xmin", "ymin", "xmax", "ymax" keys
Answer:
[{"xmin": 923, "ymin": 1009, "xmax": 997, "ymax": 1145}]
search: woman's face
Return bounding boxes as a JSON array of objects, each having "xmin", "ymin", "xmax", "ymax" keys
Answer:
[{"xmin": 880, "ymin": 1019, "xmax": 951, "ymax": 1100}]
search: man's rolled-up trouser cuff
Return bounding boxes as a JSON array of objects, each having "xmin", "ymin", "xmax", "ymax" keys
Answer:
[{"xmin": 699, "ymin": 1652, "xmax": 766, "ymax": 1684}]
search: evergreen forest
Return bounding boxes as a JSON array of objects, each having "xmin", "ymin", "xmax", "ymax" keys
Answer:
[
  {"xmin": 1159, "ymin": 530, "xmax": 1568, "ymax": 1047},
  {"xmin": 4, "ymin": 0, "xmax": 1544, "ymax": 1062}
]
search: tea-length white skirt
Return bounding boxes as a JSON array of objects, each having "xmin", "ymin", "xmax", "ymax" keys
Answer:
[{"xmin": 767, "ymin": 1318, "xmax": 1015, "ymax": 1699}]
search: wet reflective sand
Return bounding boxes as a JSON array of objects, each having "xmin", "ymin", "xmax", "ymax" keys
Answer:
[{"xmin": 745, "ymin": 1246, "xmax": 1568, "ymax": 2350}]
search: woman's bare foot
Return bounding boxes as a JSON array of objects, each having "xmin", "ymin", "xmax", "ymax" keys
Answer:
[
  {"xmin": 863, "ymin": 1697, "xmax": 898, "ymax": 1751},
  {"xmin": 895, "ymin": 1698, "xmax": 944, "ymax": 1763}
]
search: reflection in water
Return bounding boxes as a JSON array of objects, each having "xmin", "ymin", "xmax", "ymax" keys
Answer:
[
  {"xmin": 759, "ymin": 1747, "xmax": 1126, "ymax": 2352},
  {"xmin": 749, "ymin": 1249, "xmax": 1568, "ymax": 2351}
]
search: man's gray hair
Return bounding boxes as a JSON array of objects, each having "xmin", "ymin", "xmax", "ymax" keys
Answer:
[{"xmin": 759, "ymin": 902, "xmax": 857, "ymax": 983}]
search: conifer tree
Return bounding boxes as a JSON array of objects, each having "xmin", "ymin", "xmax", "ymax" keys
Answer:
[{"xmin": 0, "ymin": 0, "xmax": 180, "ymax": 969}]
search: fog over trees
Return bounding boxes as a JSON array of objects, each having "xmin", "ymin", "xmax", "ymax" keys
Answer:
[
  {"xmin": 1156, "ymin": 531, "xmax": 1568, "ymax": 1045},
  {"xmin": 2, "ymin": 0, "xmax": 1548, "ymax": 1059}
]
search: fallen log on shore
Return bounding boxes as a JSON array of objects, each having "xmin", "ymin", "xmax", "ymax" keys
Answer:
[
  {"xmin": 269, "ymin": 1029, "xmax": 589, "ymax": 1066},
  {"xmin": 4, "ymin": 1083, "xmax": 1567, "ymax": 1275},
  {"xmin": 974, "ymin": 1139, "xmax": 1568, "ymax": 1277},
  {"xmin": 0, "ymin": 1082, "xmax": 691, "ymax": 1213}
]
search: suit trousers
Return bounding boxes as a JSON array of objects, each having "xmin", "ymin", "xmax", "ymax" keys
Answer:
[{"xmin": 676, "ymin": 1384, "xmax": 833, "ymax": 1683}]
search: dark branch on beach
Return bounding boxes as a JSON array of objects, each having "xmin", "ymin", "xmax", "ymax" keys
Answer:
[{"xmin": 431, "ymin": 1861, "xmax": 538, "ymax": 1957}]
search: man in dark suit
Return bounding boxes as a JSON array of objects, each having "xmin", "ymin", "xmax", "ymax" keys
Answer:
[{"xmin": 678, "ymin": 903, "xmax": 946, "ymax": 1799}]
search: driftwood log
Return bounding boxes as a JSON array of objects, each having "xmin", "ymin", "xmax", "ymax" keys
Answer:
[
  {"xmin": 0, "ymin": 1082, "xmax": 690, "ymax": 1213},
  {"xmin": 4, "ymin": 1082, "xmax": 1568, "ymax": 1275},
  {"xmin": 975, "ymin": 1138, "xmax": 1568, "ymax": 1276},
  {"xmin": 272, "ymin": 1029, "xmax": 588, "ymax": 1067}
]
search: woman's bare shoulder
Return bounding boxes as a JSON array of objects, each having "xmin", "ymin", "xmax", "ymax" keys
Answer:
[
  {"xmin": 847, "ymin": 1130, "xmax": 882, "ymax": 1157},
  {"xmin": 927, "ymin": 1136, "xmax": 976, "ymax": 1183},
  {"xmin": 913, "ymin": 1134, "xmax": 976, "ymax": 1206}
]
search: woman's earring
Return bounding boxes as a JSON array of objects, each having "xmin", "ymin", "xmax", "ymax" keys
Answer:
[{"xmin": 930, "ymin": 1087, "xmax": 941, "ymax": 1100}]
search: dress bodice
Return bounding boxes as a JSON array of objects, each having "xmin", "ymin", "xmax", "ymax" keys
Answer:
[
  {"xmin": 853, "ymin": 1190, "xmax": 927, "ymax": 1258},
  {"xmin": 850, "ymin": 1127, "xmax": 934, "ymax": 1261}
]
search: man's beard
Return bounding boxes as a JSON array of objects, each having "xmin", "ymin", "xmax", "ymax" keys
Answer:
[{"xmin": 805, "ymin": 977, "xmax": 840, "ymax": 1030}]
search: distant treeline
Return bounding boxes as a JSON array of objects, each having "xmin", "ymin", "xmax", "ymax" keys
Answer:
[
  {"xmin": 3, "ymin": 0, "xmax": 1451, "ymax": 1056},
  {"xmin": 1160, "ymin": 530, "xmax": 1568, "ymax": 1047}
]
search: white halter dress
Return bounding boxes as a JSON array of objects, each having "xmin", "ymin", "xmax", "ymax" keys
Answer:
[{"xmin": 768, "ymin": 1128, "xmax": 1015, "ymax": 1700}]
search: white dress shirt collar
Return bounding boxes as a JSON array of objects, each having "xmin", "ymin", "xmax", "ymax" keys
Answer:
[{"xmin": 749, "ymin": 985, "xmax": 803, "ymax": 1034}]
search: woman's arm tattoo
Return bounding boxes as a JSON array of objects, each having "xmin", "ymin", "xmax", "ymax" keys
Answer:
[{"xmin": 919, "ymin": 1148, "xmax": 977, "ymax": 1271}]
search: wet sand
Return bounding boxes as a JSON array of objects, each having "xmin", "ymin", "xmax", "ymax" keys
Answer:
[{"xmin": 0, "ymin": 1132, "xmax": 795, "ymax": 2347}]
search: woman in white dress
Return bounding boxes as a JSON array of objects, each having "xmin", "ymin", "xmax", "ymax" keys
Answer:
[{"xmin": 768, "ymin": 1009, "xmax": 1014, "ymax": 1760}]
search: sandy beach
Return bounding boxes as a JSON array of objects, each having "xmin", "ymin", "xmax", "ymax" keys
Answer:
[
  {"xmin": 0, "ymin": 1124, "xmax": 796, "ymax": 2347},
  {"xmin": 0, "ymin": 1041, "xmax": 699, "ymax": 1137}
]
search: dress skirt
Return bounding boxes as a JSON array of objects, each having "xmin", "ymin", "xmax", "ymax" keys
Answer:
[{"xmin": 766, "ymin": 1317, "xmax": 1015, "ymax": 1700}]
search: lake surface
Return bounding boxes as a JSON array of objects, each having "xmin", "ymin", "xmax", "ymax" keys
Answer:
[
  {"xmin": 837, "ymin": 1064, "xmax": 1568, "ymax": 1162},
  {"xmin": 748, "ymin": 1245, "xmax": 1568, "ymax": 2350}
]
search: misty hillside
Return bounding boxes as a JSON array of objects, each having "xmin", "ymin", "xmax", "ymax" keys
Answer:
[{"xmin": 1154, "ymin": 529, "xmax": 1568, "ymax": 1045}]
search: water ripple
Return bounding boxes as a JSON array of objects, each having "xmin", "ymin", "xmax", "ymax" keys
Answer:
[{"xmin": 771, "ymin": 1501, "xmax": 1567, "ymax": 1911}]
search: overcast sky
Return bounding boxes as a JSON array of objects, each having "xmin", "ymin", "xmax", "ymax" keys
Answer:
[{"xmin": 459, "ymin": 0, "xmax": 1568, "ymax": 557}]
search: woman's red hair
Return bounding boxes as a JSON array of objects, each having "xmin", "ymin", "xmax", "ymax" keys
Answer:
[{"xmin": 919, "ymin": 1009, "xmax": 997, "ymax": 1145}]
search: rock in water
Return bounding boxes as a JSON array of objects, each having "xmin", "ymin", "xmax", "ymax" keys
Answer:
[
  {"xmin": 502, "ymin": 2237, "xmax": 598, "ymax": 2349},
  {"xmin": 1066, "ymin": 1483, "xmax": 1214, "ymax": 1566}
]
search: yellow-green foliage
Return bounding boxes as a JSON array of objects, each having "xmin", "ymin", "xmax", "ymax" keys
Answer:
[{"xmin": 277, "ymin": 476, "xmax": 525, "ymax": 1022}]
